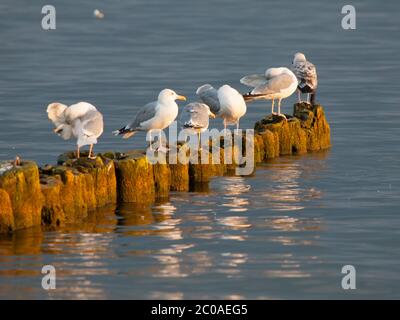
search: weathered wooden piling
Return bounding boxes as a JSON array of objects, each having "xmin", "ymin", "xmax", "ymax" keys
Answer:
[
  {"xmin": 0, "ymin": 103, "xmax": 330, "ymax": 233},
  {"xmin": 113, "ymin": 150, "xmax": 155, "ymax": 204},
  {"xmin": 39, "ymin": 152, "xmax": 117, "ymax": 227},
  {"xmin": 0, "ymin": 161, "xmax": 43, "ymax": 231},
  {"xmin": 253, "ymin": 103, "xmax": 330, "ymax": 160}
]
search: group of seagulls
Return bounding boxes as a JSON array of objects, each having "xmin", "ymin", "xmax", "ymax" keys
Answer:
[{"xmin": 47, "ymin": 53, "xmax": 318, "ymax": 159}]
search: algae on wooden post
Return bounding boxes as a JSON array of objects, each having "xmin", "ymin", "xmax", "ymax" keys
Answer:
[
  {"xmin": 91, "ymin": 157, "xmax": 117, "ymax": 207},
  {"xmin": 189, "ymin": 150, "xmax": 216, "ymax": 184},
  {"xmin": 212, "ymin": 146, "xmax": 227, "ymax": 176},
  {"xmin": 255, "ymin": 116, "xmax": 307, "ymax": 156},
  {"xmin": 168, "ymin": 144, "xmax": 190, "ymax": 192},
  {"xmin": 114, "ymin": 151, "xmax": 155, "ymax": 203},
  {"xmin": 254, "ymin": 102, "xmax": 330, "ymax": 160},
  {"xmin": 0, "ymin": 188, "xmax": 14, "ymax": 233},
  {"xmin": 153, "ymin": 163, "xmax": 171, "ymax": 198},
  {"xmin": 0, "ymin": 161, "xmax": 43, "ymax": 230},
  {"xmin": 40, "ymin": 152, "xmax": 117, "ymax": 226},
  {"xmin": 40, "ymin": 176, "xmax": 65, "ymax": 227},
  {"xmin": 294, "ymin": 103, "xmax": 331, "ymax": 151},
  {"xmin": 253, "ymin": 134, "xmax": 265, "ymax": 163}
]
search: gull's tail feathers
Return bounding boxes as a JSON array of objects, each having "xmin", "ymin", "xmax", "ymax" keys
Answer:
[
  {"xmin": 242, "ymin": 92, "xmax": 267, "ymax": 102},
  {"xmin": 113, "ymin": 127, "xmax": 136, "ymax": 139}
]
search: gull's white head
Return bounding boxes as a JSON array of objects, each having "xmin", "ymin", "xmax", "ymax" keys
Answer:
[
  {"xmin": 47, "ymin": 102, "xmax": 68, "ymax": 123},
  {"xmin": 293, "ymin": 52, "xmax": 307, "ymax": 65},
  {"xmin": 158, "ymin": 89, "xmax": 187, "ymax": 103}
]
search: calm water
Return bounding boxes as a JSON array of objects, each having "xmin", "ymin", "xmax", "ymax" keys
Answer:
[{"xmin": 0, "ymin": 0, "xmax": 400, "ymax": 299}]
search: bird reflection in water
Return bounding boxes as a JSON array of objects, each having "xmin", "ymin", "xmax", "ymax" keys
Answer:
[
  {"xmin": 215, "ymin": 176, "xmax": 252, "ymax": 241},
  {"xmin": 258, "ymin": 151, "xmax": 328, "ymax": 212},
  {"xmin": 252, "ymin": 152, "xmax": 329, "ymax": 280}
]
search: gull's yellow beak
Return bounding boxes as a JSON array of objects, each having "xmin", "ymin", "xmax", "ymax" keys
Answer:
[
  {"xmin": 176, "ymin": 95, "xmax": 187, "ymax": 101},
  {"xmin": 209, "ymin": 112, "xmax": 216, "ymax": 119}
]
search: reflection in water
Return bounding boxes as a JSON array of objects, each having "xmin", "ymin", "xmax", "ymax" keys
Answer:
[
  {"xmin": 220, "ymin": 177, "xmax": 251, "ymax": 213},
  {"xmin": 258, "ymin": 152, "xmax": 328, "ymax": 212},
  {"xmin": 0, "ymin": 212, "xmax": 117, "ymax": 299},
  {"xmin": 0, "ymin": 151, "xmax": 328, "ymax": 299},
  {"xmin": 263, "ymin": 216, "xmax": 322, "ymax": 232},
  {"xmin": 217, "ymin": 252, "xmax": 249, "ymax": 277},
  {"xmin": 117, "ymin": 202, "xmax": 181, "ymax": 239},
  {"xmin": 0, "ymin": 226, "xmax": 43, "ymax": 256},
  {"xmin": 150, "ymin": 291, "xmax": 184, "ymax": 300}
]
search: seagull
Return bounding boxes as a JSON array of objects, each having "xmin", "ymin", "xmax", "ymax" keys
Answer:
[
  {"xmin": 292, "ymin": 52, "xmax": 318, "ymax": 104},
  {"xmin": 196, "ymin": 84, "xmax": 247, "ymax": 131},
  {"xmin": 241, "ymin": 67, "xmax": 298, "ymax": 118},
  {"xmin": 113, "ymin": 89, "xmax": 186, "ymax": 151},
  {"xmin": 180, "ymin": 102, "xmax": 215, "ymax": 150},
  {"xmin": 47, "ymin": 102, "xmax": 104, "ymax": 159},
  {"xmin": 94, "ymin": 9, "xmax": 104, "ymax": 19}
]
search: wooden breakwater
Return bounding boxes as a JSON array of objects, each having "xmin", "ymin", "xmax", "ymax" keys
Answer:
[{"xmin": 0, "ymin": 103, "xmax": 330, "ymax": 234}]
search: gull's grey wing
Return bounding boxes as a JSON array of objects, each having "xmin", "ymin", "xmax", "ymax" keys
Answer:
[
  {"xmin": 127, "ymin": 101, "xmax": 158, "ymax": 131},
  {"xmin": 251, "ymin": 73, "xmax": 295, "ymax": 95},
  {"xmin": 180, "ymin": 102, "xmax": 210, "ymax": 130},
  {"xmin": 81, "ymin": 110, "xmax": 104, "ymax": 137},
  {"xmin": 113, "ymin": 101, "xmax": 158, "ymax": 138},
  {"xmin": 293, "ymin": 61, "xmax": 318, "ymax": 90},
  {"xmin": 196, "ymin": 84, "xmax": 220, "ymax": 114},
  {"xmin": 240, "ymin": 74, "xmax": 266, "ymax": 88}
]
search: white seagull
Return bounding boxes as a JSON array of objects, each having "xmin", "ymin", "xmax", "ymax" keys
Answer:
[
  {"xmin": 292, "ymin": 52, "xmax": 318, "ymax": 104},
  {"xmin": 196, "ymin": 84, "xmax": 247, "ymax": 131},
  {"xmin": 180, "ymin": 102, "xmax": 215, "ymax": 150},
  {"xmin": 47, "ymin": 102, "xmax": 104, "ymax": 159},
  {"xmin": 113, "ymin": 89, "xmax": 186, "ymax": 150},
  {"xmin": 241, "ymin": 67, "xmax": 298, "ymax": 117}
]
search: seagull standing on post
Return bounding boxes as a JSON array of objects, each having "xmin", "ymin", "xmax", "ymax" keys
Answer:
[
  {"xmin": 180, "ymin": 102, "xmax": 215, "ymax": 150},
  {"xmin": 113, "ymin": 89, "xmax": 186, "ymax": 151},
  {"xmin": 241, "ymin": 67, "xmax": 298, "ymax": 118},
  {"xmin": 196, "ymin": 84, "xmax": 247, "ymax": 132},
  {"xmin": 292, "ymin": 52, "xmax": 318, "ymax": 105},
  {"xmin": 47, "ymin": 102, "xmax": 104, "ymax": 159}
]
